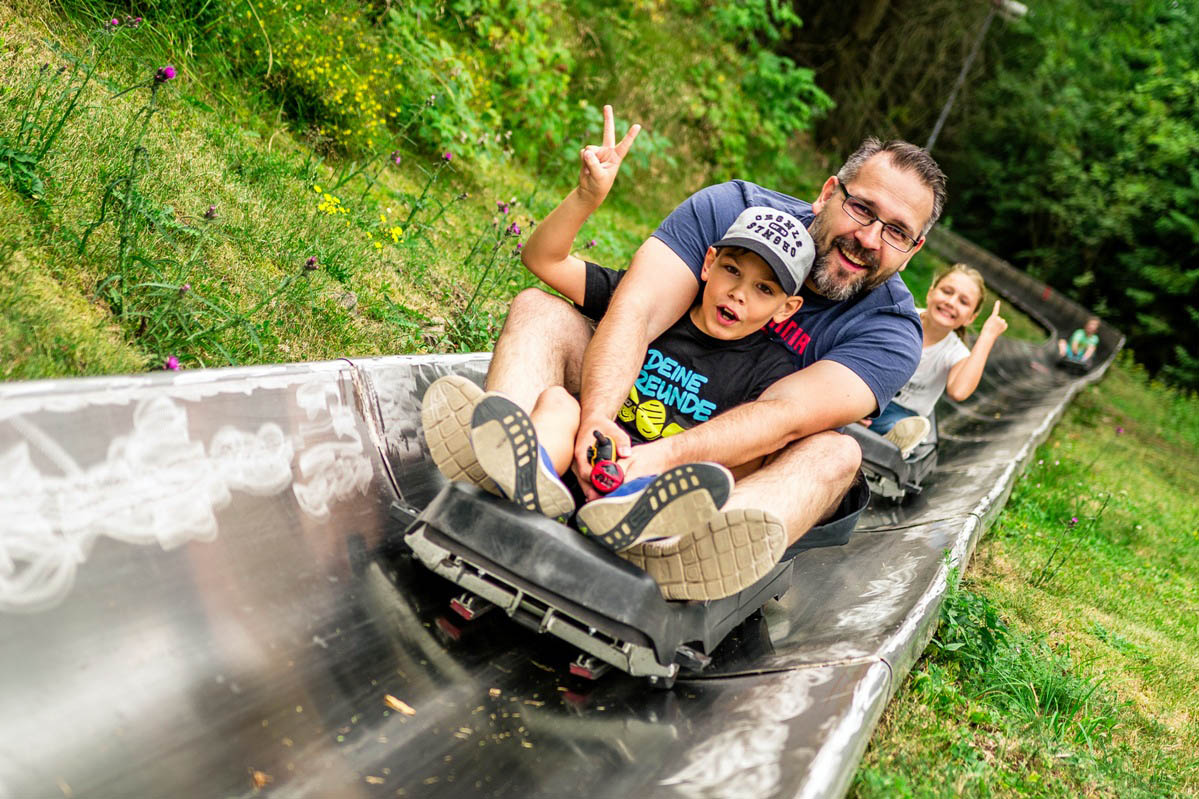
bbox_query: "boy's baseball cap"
[713,207,815,296]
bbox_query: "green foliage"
[89,0,830,195]
[930,568,1009,671]
[782,0,987,154]
[0,35,110,200]
[0,141,43,199]
[707,0,802,45]
[930,570,1113,747]
[582,0,832,184]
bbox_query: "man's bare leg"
[486,288,593,410]
[724,431,862,547]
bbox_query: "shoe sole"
[470,395,575,519]
[620,508,787,601]
[884,416,931,459]
[420,375,499,494]
[575,463,732,552]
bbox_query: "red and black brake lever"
[586,430,624,494]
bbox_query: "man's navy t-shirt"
[652,180,923,415]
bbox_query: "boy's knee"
[536,385,579,412]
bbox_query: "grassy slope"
[0,4,671,378]
[851,358,1199,797]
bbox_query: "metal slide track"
[0,232,1121,799]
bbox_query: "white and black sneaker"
[574,463,733,552]
[619,508,787,601]
[469,394,575,520]
[420,374,500,494]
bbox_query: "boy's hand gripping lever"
[586,430,624,494]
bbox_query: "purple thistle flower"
[442,151,453,162]
[155,65,176,83]
[110,18,120,27]
[390,150,402,166]
[506,222,521,236]
[1069,517,1078,525]
[179,283,190,296]
[1116,426,1124,435]
[305,256,318,270]
[203,204,217,219]
[586,239,597,248]
[497,201,509,214]
[515,242,523,251]
[165,355,180,370]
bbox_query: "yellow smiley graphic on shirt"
[635,399,667,439]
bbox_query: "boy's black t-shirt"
[578,262,795,445]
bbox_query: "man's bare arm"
[617,360,878,479]
[573,237,696,472]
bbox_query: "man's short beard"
[810,251,864,301]
[807,211,878,302]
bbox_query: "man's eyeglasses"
[837,182,921,253]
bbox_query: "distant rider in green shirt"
[1059,316,1100,364]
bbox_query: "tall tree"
[937,0,1199,388]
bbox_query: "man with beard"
[436,129,945,578]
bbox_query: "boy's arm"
[519,189,594,305]
[520,104,640,306]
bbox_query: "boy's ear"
[699,247,717,281]
[771,296,802,325]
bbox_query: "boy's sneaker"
[619,508,786,601]
[469,394,575,520]
[574,463,733,552]
[884,415,931,459]
[420,375,499,494]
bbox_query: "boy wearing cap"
[421,135,812,598]
[515,200,812,469]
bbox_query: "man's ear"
[699,247,717,281]
[898,236,926,273]
[811,176,838,215]
[771,296,802,324]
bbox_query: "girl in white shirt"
[867,264,1008,453]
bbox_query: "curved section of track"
[0,232,1121,799]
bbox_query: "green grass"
[851,356,1199,797]
[0,5,662,376]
